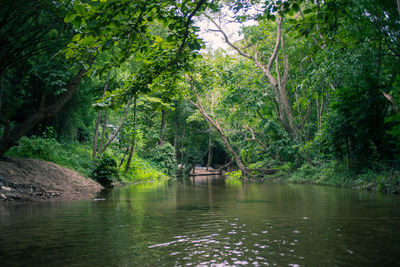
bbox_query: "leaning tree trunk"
[118,147,129,169]
[98,97,133,155]
[0,57,95,157]
[186,79,248,175]
[124,142,135,173]
[207,14,298,137]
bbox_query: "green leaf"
[71,16,82,28]
[64,14,77,23]
[72,34,81,42]
[303,9,313,14]
[168,23,175,31]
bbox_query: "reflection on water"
[1,176,400,266]
[190,175,225,186]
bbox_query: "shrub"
[6,136,94,177]
[148,142,177,177]
[91,154,119,187]
[120,153,168,182]
[225,170,242,179]
[7,136,61,161]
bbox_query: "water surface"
[1,176,400,266]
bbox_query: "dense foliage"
[148,143,178,177]
[1,0,399,191]
[91,154,119,187]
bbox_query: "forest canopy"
[1,0,399,189]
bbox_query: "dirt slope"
[0,158,103,204]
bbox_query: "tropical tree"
[0,0,210,157]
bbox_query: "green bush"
[148,143,177,177]
[6,136,94,177]
[91,154,119,187]
[286,161,400,193]
[120,153,168,182]
[225,170,242,179]
[8,136,61,161]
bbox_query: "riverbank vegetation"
[1,0,399,192]
[6,135,169,186]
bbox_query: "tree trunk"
[92,111,102,158]
[124,142,135,173]
[206,127,213,170]
[206,93,215,171]
[319,94,324,130]
[92,70,110,158]
[98,96,133,155]
[98,109,108,154]
[159,109,166,146]
[383,92,398,113]
[186,79,248,176]
[316,96,321,131]
[277,47,296,134]
[118,147,129,169]
[180,127,186,163]
[174,126,179,157]
[124,96,137,173]
[0,57,94,157]
[207,14,297,136]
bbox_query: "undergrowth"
[285,161,400,194]
[6,136,170,183]
[6,136,94,177]
[119,153,169,182]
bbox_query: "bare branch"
[244,125,267,150]
[204,14,253,60]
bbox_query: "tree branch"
[244,125,267,150]
[176,0,207,57]
[205,14,253,60]
[99,96,134,154]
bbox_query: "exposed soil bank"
[0,158,103,204]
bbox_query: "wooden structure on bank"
[189,167,222,176]
[188,166,278,177]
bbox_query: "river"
[1,176,400,266]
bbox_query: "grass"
[281,161,400,194]
[118,153,170,183]
[6,136,94,177]
[6,136,170,184]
